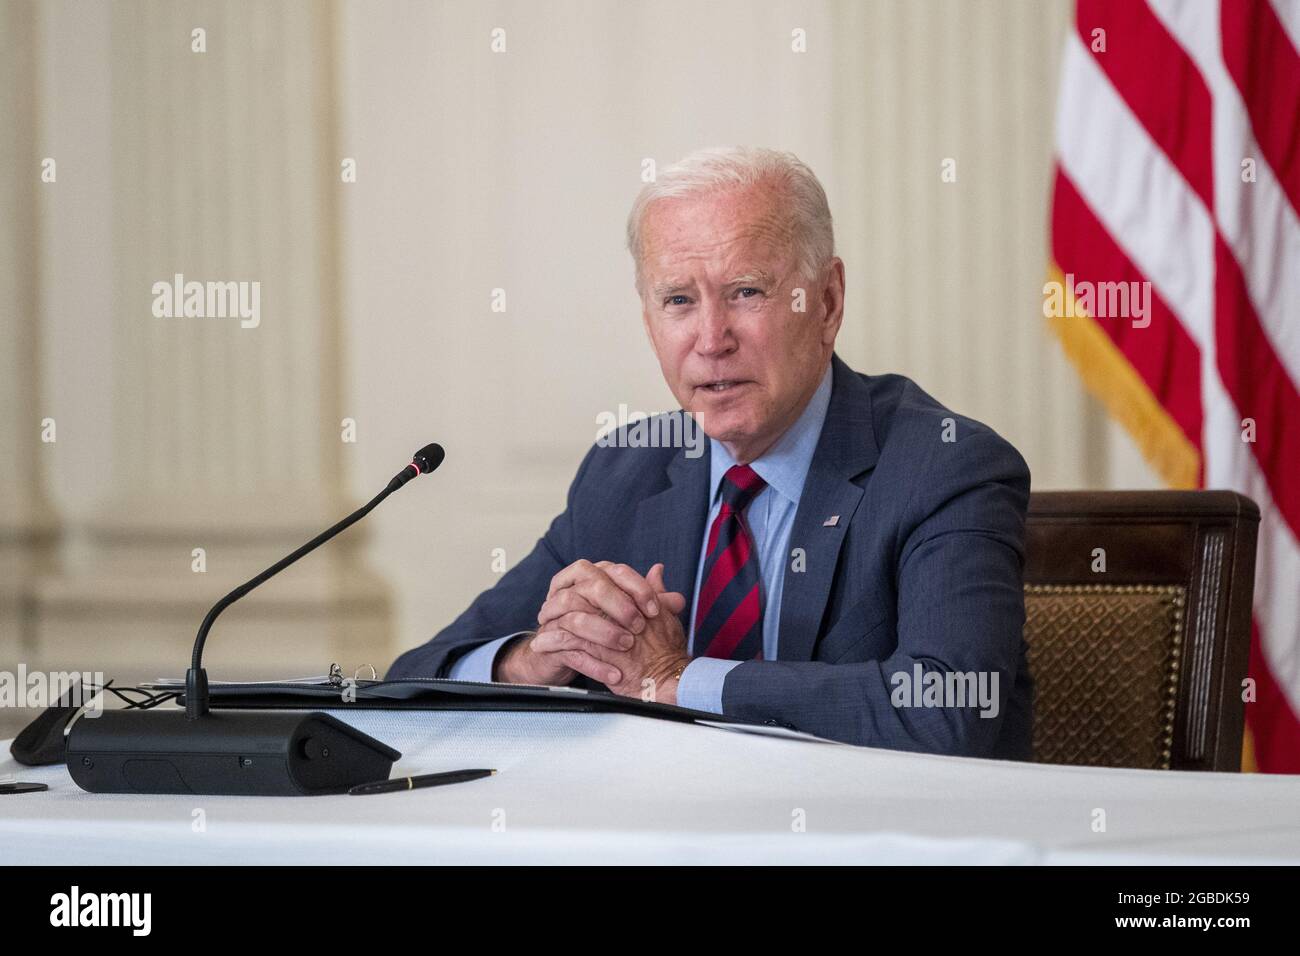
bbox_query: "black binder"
[151,676,773,729]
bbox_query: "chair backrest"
[1023,491,1259,771]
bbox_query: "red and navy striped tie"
[694,464,767,660]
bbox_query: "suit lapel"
[631,442,711,632]
[777,355,881,662]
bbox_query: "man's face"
[638,182,845,463]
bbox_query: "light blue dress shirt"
[450,364,834,717]
[675,364,833,712]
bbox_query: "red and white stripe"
[1052,0,1300,770]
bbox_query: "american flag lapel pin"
[823,515,840,527]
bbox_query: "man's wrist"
[651,655,691,705]
[492,633,535,683]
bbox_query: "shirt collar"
[707,362,834,507]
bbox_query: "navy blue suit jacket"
[389,355,1033,759]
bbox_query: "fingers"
[538,572,639,639]
[536,586,598,628]
[530,630,622,686]
[600,562,661,617]
[642,563,686,615]
[547,560,647,632]
[547,559,609,600]
[499,634,572,686]
[544,609,635,652]
[659,590,688,616]
[562,650,621,687]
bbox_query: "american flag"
[1049,0,1300,771]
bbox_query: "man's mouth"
[697,380,751,393]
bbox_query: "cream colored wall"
[1,0,1160,686]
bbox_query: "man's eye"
[736,287,762,299]
[664,295,690,307]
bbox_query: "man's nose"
[694,297,735,356]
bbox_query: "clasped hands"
[494,560,692,705]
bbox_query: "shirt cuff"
[674,657,742,714]
[447,633,529,683]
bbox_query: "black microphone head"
[411,443,445,475]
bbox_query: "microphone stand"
[187,462,424,718]
[66,444,445,797]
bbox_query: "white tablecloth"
[3,708,1299,864]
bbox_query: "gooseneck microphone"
[186,442,446,719]
[66,443,446,797]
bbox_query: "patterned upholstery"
[1024,584,1186,769]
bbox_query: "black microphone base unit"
[63,442,437,797]
[66,710,401,796]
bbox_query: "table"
[3,709,1299,864]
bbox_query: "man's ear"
[638,300,656,345]
[819,257,846,346]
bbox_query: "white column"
[0,0,58,674]
[33,0,392,680]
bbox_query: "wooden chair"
[1023,491,1259,771]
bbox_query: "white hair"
[625,146,835,293]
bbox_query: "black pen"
[348,768,497,796]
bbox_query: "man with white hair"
[389,146,1033,758]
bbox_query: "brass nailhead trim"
[1025,583,1186,769]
